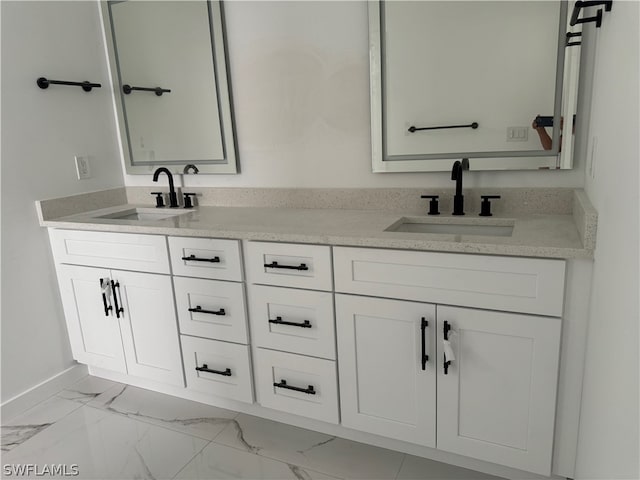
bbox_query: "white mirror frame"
[100,0,238,175]
[369,0,577,173]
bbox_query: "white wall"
[124,1,585,189]
[575,2,640,478]
[0,1,124,403]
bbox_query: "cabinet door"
[436,306,561,476]
[115,270,184,386]
[55,264,127,373]
[336,294,436,447]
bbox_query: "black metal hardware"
[123,84,171,96]
[264,261,309,271]
[188,305,226,316]
[566,31,583,47]
[183,193,196,209]
[443,321,451,375]
[408,122,478,133]
[570,1,612,28]
[451,159,469,216]
[183,164,199,174]
[110,280,124,318]
[151,192,165,208]
[421,317,429,370]
[195,364,232,376]
[479,195,501,217]
[421,195,440,216]
[181,254,221,263]
[37,77,101,92]
[152,168,179,208]
[100,278,113,317]
[269,316,312,328]
[273,379,316,395]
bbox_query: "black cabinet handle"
[421,317,429,370]
[188,305,226,316]
[110,280,124,319]
[273,379,316,395]
[264,261,309,271]
[123,84,171,96]
[195,364,231,376]
[182,254,221,263]
[443,321,451,375]
[99,278,113,317]
[268,316,312,328]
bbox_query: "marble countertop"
[39,201,595,259]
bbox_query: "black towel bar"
[408,122,478,133]
[37,77,101,92]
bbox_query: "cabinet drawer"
[181,335,253,403]
[169,237,243,281]
[245,242,332,291]
[334,247,565,317]
[49,229,169,274]
[254,348,339,424]
[249,285,335,360]
[174,277,248,344]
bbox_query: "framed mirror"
[101,0,238,174]
[370,0,581,172]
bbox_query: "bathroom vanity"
[37,188,596,479]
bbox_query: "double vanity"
[37,187,596,479]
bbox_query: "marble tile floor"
[1,375,503,480]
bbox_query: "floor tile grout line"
[170,439,213,480]
[394,453,408,480]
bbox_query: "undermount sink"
[95,208,188,222]
[385,217,514,237]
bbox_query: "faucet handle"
[421,195,440,216]
[183,193,196,209]
[479,195,501,217]
[151,192,165,208]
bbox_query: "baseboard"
[1,364,88,421]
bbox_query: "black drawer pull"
[189,305,226,316]
[182,254,220,263]
[264,261,308,271]
[110,280,124,318]
[421,317,429,370]
[273,379,316,395]
[195,364,231,376]
[99,278,113,317]
[443,320,452,375]
[268,316,312,328]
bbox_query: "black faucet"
[152,167,179,208]
[451,158,469,215]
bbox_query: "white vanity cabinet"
[336,294,437,447]
[46,225,584,478]
[50,230,184,386]
[334,246,565,476]
[245,241,340,424]
[168,236,254,404]
[436,306,561,475]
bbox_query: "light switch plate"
[506,127,528,142]
[74,155,91,179]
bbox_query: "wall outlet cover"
[74,155,91,180]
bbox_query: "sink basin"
[95,208,188,222]
[385,217,514,237]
